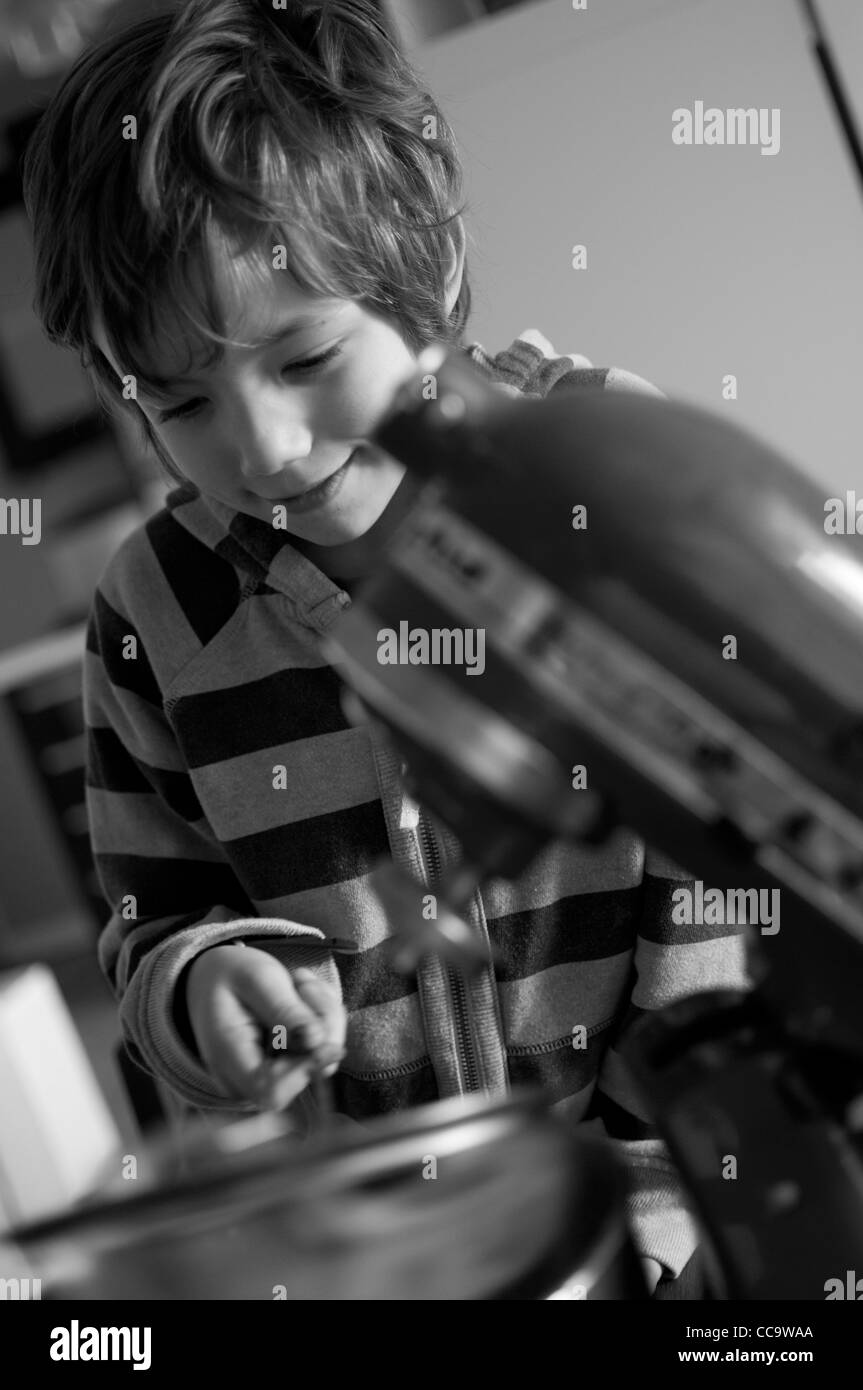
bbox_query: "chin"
[302,508,380,543]
[310,485,400,541]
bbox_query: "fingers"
[188,947,346,1110]
[291,968,347,1069]
[235,960,345,1110]
[238,961,333,1052]
[197,963,323,1105]
[199,977,281,1102]
[250,1053,319,1112]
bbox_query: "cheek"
[340,338,416,424]
[151,429,214,488]
[151,429,188,470]
[314,369,381,436]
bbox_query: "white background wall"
[400,0,863,495]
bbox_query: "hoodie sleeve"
[585,845,751,1280]
[84,586,343,1111]
[512,328,668,401]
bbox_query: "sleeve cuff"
[120,916,342,1109]
[610,1137,701,1279]
[628,1195,700,1281]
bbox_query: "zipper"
[416,808,482,1094]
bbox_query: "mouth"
[250,447,360,511]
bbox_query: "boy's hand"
[185,944,346,1109]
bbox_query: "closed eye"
[156,343,344,424]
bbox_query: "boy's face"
[98,254,435,543]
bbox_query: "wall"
[406,0,863,493]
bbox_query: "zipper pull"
[283,935,359,954]
[242,934,359,954]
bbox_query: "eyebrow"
[138,315,329,403]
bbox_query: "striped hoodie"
[85,331,749,1279]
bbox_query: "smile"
[250,448,359,512]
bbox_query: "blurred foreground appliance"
[319,344,863,1300]
[7,346,863,1300]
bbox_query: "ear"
[443,214,467,316]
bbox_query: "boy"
[22,0,746,1295]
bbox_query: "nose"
[233,391,314,482]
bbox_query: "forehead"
[93,245,347,383]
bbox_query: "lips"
[284,457,352,500]
[250,470,335,500]
[252,447,360,513]
[250,448,359,504]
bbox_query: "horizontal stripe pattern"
[333,1057,439,1118]
[479,826,645,914]
[87,726,203,821]
[87,591,162,708]
[630,935,750,1010]
[87,788,223,860]
[488,889,641,979]
[190,727,383,835]
[84,333,743,1278]
[168,665,353,765]
[95,850,256,924]
[336,992,428,1071]
[497,955,633,1044]
[507,1018,614,1102]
